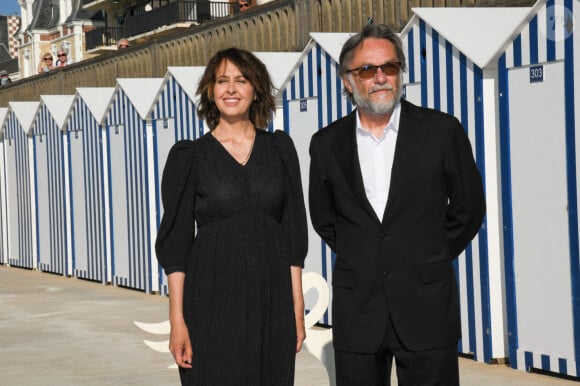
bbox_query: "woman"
[37,51,55,73]
[155,47,308,385]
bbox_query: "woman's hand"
[295,311,306,352]
[169,319,193,368]
[167,272,192,368]
[291,266,306,352]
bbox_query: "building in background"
[2,14,20,58]
[12,0,243,79]
[14,0,104,78]
[0,14,20,78]
[81,0,242,55]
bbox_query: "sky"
[0,0,20,16]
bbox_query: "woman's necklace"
[213,122,255,165]
[241,129,256,165]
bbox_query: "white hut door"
[108,124,130,282]
[34,136,51,269]
[508,60,575,362]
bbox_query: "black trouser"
[335,317,459,386]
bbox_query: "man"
[308,23,485,385]
[117,38,130,49]
[0,70,10,85]
[55,50,72,67]
[238,0,250,11]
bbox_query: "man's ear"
[341,76,352,94]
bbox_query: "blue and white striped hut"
[401,1,580,377]
[62,87,115,284]
[0,102,40,269]
[148,66,206,294]
[400,5,532,364]
[30,95,74,276]
[401,8,530,363]
[275,32,354,324]
[251,52,302,132]
[0,107,9,265]
[150,66,206,141]
[102,78,164,293]
[496,0,579,376]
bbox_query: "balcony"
[86,27,124,51]
[85,0,239,51]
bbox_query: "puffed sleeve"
[273,130,308,267]
[155,140,197,274]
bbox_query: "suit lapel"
[381,100,424,225]
[332,111,381,224]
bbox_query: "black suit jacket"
[308,99,485,352]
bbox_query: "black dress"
[155,129,308,386]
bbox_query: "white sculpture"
[301,271,336,386]
[133,320,176,369]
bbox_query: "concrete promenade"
[0,265,577,386]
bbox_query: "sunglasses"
[239,2,249,8]
[43,57,53,61]
[347,61,402,80]
[58,53,66,57]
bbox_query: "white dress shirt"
[355,102,401,221]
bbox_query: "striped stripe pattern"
[105,90,153,292]
[402,19,490,362]
[151,76,204,140]
[2,111,34,268]
[32,105,68,275]
[281,42,353,130]
[403,0,580,376]
[503,1,567,69]
[66,97,109,283]
[499,0,579,377]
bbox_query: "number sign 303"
[530,65,544,83]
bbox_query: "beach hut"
[102,78,164,293]
[0,107,9,264]
[30,95,74,276]
[63,87,116,284]
[251,51,303,132]
[150,66,206,141]
[400,4,532,364]
[274,32,353,324]
[401,1,580,376]
[0,102,40,269]
[496,0,579,376]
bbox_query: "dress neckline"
[210,129,259,167]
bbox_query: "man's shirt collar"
[355,101,401,141]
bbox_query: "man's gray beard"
[351,76,403,115]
